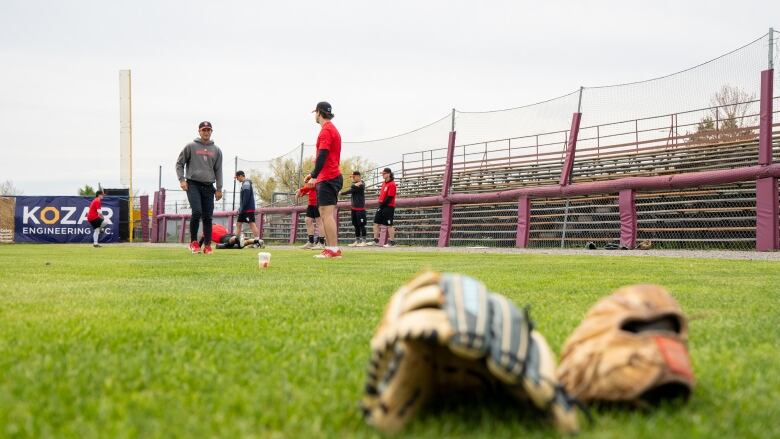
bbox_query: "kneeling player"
[198,223,264,250]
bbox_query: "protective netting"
[450,92,581,193]
[574,34,770,177]
[261,213,292,243]
[236,144,316,207]
[450,202,518,247]
[343,115,453,190]
[636,183,756,250]
[390,207,441,246]
[529,195,621,248]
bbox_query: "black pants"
[187,180,215,244]
[351,210,367,238]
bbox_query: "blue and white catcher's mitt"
[361,272,580,434]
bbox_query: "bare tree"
[0,180,22,196]
[247,155,375,205]
[688,85,756,144]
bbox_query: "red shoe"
[314,248,342,259]
[189,241,201,254]
[203,244,213,255]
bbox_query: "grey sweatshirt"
[176,138,223,191]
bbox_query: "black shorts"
[373,206,395,226]
[316,175,343,207]
[218,234,240,248]
[237,212,255,223]
[351,210,367,227]
[306,205,320,219]
[89,218,104,229]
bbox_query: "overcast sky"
[1,0,777,196]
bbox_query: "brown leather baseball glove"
[557,284,695,406]
[361,271,581,434]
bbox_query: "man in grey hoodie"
[176,121,223,254]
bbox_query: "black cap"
[312,101,333,116]
[352,171,361,176]
[199,121,213,129]
[235,170,245,177]
[382,168,392,174]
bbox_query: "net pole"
[770,28,775,70]
[560,87,584,248]
[232,156,237,211]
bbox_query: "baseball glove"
[557,284,695,406]
[360,272,580,434]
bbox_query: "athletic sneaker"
[383,241,396,248]
[314,248,342,259]
[93,244,102,248]
[356,240,367,247]
[253,239,265,249]
[189,241,201,254]
[311,242,324,250]
[348,240,360,247]
[365,240,377,246]
[203,244,213,255]
[301,242,313,249]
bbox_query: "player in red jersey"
[296,185,326,250]
[367,168,398,247]
[87,190,109,248]
[198,223,263,250]
[304,101,343,259]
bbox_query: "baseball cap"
[312,101,333,116]
[382,168,392,174]
[198,121,213,130]
[352,171,361,176]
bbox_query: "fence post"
[257,213,264,239]
[756,66,778,251]
[515,196,531,248]
[140,195,149,242]
[179,218,187,243]
[158,188,167,242]
[438,201,453,247]
[619,189,637,249]
[151,191,159,243]
[438,109,457,247]
[289,211,299,245]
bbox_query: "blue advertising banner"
[14,196,120,243]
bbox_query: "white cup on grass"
[258,252,271,269]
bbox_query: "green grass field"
[0,244,778,438]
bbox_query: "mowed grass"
[0,244,778,439]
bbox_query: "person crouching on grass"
[367,168,397,247]
[340,170,367,246]
[87,190,109,248]
[304,101,343,259]
[198,223,264,250]
[297,185,326,249]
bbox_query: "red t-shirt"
[87,197,101,221]
[379,180,397,207]
[211,224,228,243]
[299,186,318,206]
[315,121,342,181]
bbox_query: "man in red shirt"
[305,101,343,259]
[87,190,109,248]
[296,185,326,249]
[198,223,264,249]
[367,168,398,247]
